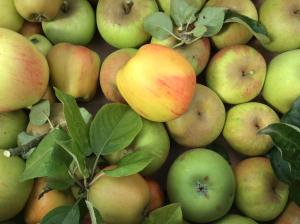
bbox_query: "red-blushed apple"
[235,157,289,222]
[47,43,101,101]
[145,178,164,212]
[28,34,52,56]
[116,44,196,122]
[100,48,137,103]
[167,149,236,223]
[166,84,225,148]
[216,214,258,224]
[205,0,258,49]
[206,45,266,104]
[0,0,24,31]
[0,28,49,112]
[223,102,279,156]
[275,202,300,224]
[19,21,43,37]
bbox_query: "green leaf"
[89,103,143,155]
[144,12,173,40]
[170,0,198,27]
[54,88,91,156]
[86,200,103,224]
[281,96,300,129]
[192,23,207,38]
[29,100,50,126]
[224,10,271,44]
[290,181,300,206]
[40,204,80,224]
[143,203,183,224]
[104,150,154,177]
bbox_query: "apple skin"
[42,0,95,45]
[223,102,279,156]
[96,0,158,48]
[215,214,258,224]
[206,0,258,49]
[19,21,43,37]
[167,149,236,223]
[235,157,289,222]
[47,43,101,101]
[100,48,137,103]
[117,44,196,122]
[275,202,300,224]
[0,150,34,222]
[157,0,207,15]
[262,49,300,114]
[145,178,164,212]
[259,0,300,52]
[0,28,49,112]
[206,45,266,104]
[0,0,24,31]
[166,84,225,148]
[28,34,52,56]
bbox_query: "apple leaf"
[224,10,271,44]
[143,203,183,224]
[144,12,173,40]
[29,100,50,126]
[40,204,80,224]
[192,23,207,38]
[86,200,103,224]
[290,181,300,206]
[17,132,37,159]
[103,150,154,177]
[281,96,300,129]
[89,103,143,156]
[79,107,93,125]
[170,0,199,27]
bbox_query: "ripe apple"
[0,150,33,221]
[0,0,23,31]
[145,178,164,212]
[167,148,235,223]
[275,202,300,224]
[42,0,95,45]
[100,48,137,103]
[96,0,158,48]
[19,21,43,37]
[157,0,207,15]
[205,0,258,49]
[215,214,258,224]
[223,102,279,156]
[166,84,225,147]
[88,172,150,224]
[116,44,196,122]
[263,49,300,114]
[28,34,52,56]
[0,28,49,112]
[24,178,75,224]
[235,157,289,221]
[206,45,266,104]
[47,43,101,101]
[14,0,63,22]
[259,0,300,52]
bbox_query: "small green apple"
[0,0,23,31]
[157,0,206,15]
[215,214,258,224]
[28,34,52,56]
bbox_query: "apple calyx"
[29,13,48,22]
[241,70,255,77]
[196,181,209,198]
[61,0,70,14]
[294,9,300,15]
[123,0,134,15]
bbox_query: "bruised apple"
[116,44,196,122]
[0,28,49,112]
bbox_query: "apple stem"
[61,0,70,13]
[123,0,134,14]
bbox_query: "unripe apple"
[0,0,24,31]
[28,34,53,56]
[157,0,207,15]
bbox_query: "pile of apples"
[0,0,300,223]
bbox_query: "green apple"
[28,34,52,56]
[0,150,34,221]
[167,149,235,223]
[205,0,258,49]
[259,0,300,52]
[166,84,225,147]
[215,214,258,224]
[206,45,266,104]
[96,0,158,48]
[275,202,300,224]
[0,110,28,149]
[235,157,289,221]
[0,0,23,31]
[105,118,170,175]
[42,0,95,45]
[157,0,206,15]
[223,102,279,156]
[263,49,300,113]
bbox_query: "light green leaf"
[144,12,173,40]
[86,200,103,224]
[170,0,199,27]
[192,23,207,38]
[79,107,93,124]
[29,100,50,126]
[281,96,300,129]
[17,132,36,146]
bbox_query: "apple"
[215,214,258,224]
[0,28,49,112]
[47,43,101,101]
[223,102,279,156]
[116,44,196,122]
[206,44,266,104]
[0,150,33,221]
[145,178,164,212]
[19,21,43,37]
[14,0,63,22]
[205,0,258,49]
[235,157,289,221]
[42,0,95,45]
[96,0,158,48]
[167,148,235,223]
[24,178,75,224]
[259,0,300,52]
[88,171,150,224]
[105,118,170,176]
[28,34,52,56]
[263,49,300,114]
[0,0,24,31]
[100,48,137,103]
[157,0,207,15]
[166,84,225,148]
[275,202,300,224]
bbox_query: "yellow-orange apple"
[275,202,300,224]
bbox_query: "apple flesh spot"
[117,44,196,122]
[235,157,289,221]
[275,202,300,224]
[206,45,266,104]
[0,28,49,112]
[216,214,258,224]
[0,0,24,31]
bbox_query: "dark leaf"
[281,96,300,129]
